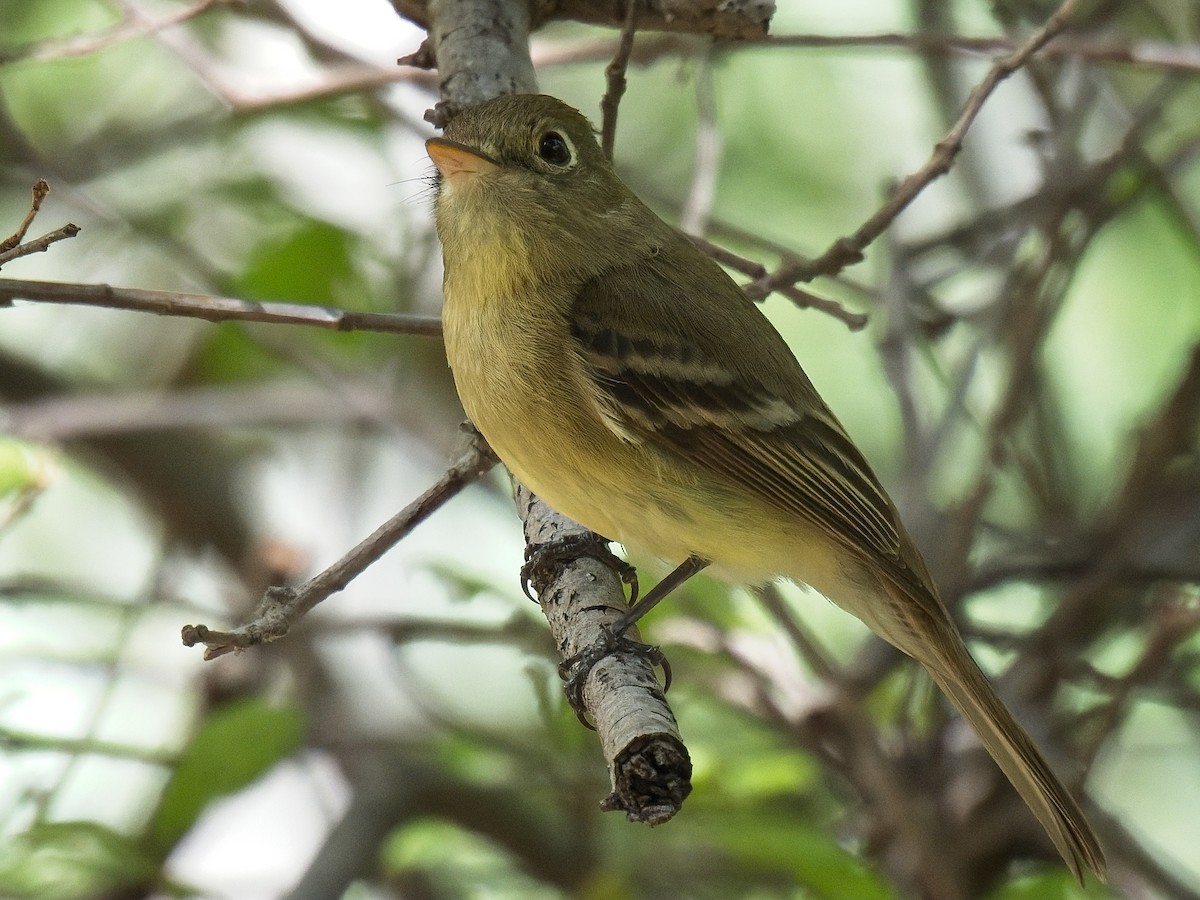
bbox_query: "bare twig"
[0,225,81,268]
[0,725,177,765]
[763,31,1200,77]
[686,235,868,329]
[219,30,1200,117]
[747,0,1080,295]
[1,180,51,252]
[181,428,497,659]
[158,36,689,116]
[0,278,442,336]
[229,65,439,113]
[0,0,227,64]
[6,380,401,441]
[599,0,640,160]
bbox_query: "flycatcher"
[426,93,1104,882]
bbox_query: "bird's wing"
[569,250,904,570]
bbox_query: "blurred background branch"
[1,0,1199,898]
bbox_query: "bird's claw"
[520,532,638,602]
[558,628,672,729]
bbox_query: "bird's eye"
[538,131,573,167]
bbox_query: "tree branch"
[182,428,497,659]
[0,278,442,336]
[516,485,691,823]
[763,31,1200,78]
[422,0,540,126]
[393,0,772,42]
[686,234,868,330]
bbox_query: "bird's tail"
[925,636,1106,884]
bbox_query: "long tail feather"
[926,638,1106,883]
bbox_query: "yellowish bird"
[426,93,1105,882]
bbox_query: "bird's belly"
[443,298,851,594]
[488,416,845,591]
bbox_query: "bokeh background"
[2,0,1200,897]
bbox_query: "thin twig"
[763,31,1200,77]
[151,37,686,116]
[0,725,177,765]
[687,235,868,330]
[0,0,227,64]
[0,225,81,268]
[625,181,880,305]
[1,180,51,252]
[1076,587,1200,770]
[181,428,497,659]
[728,592,965,897]
[599,0,640,160]
[747,0,1080,296]
[0,278,442,336]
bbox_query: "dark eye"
[538,131,572,167]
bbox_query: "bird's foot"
[558,626,672,729]
[520,531,638,602]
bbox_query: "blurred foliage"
[148,700,306,855]
[1,0,1199,898]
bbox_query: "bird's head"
[427,94,652,282]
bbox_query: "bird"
[425,92,1105,883]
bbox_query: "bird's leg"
[559,554,709,725]
[609,554,709,638]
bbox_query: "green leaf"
[0,821,157,900]
[147,699,305,855]
[190,324,293,384]
[237,220,357,306]
[708,814,892,900]
[382,818,563,900]
[0,438,49,500]
[986,867,1104,899]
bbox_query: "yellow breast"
[439,247,842,590]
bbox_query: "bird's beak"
[426,138,500,179]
